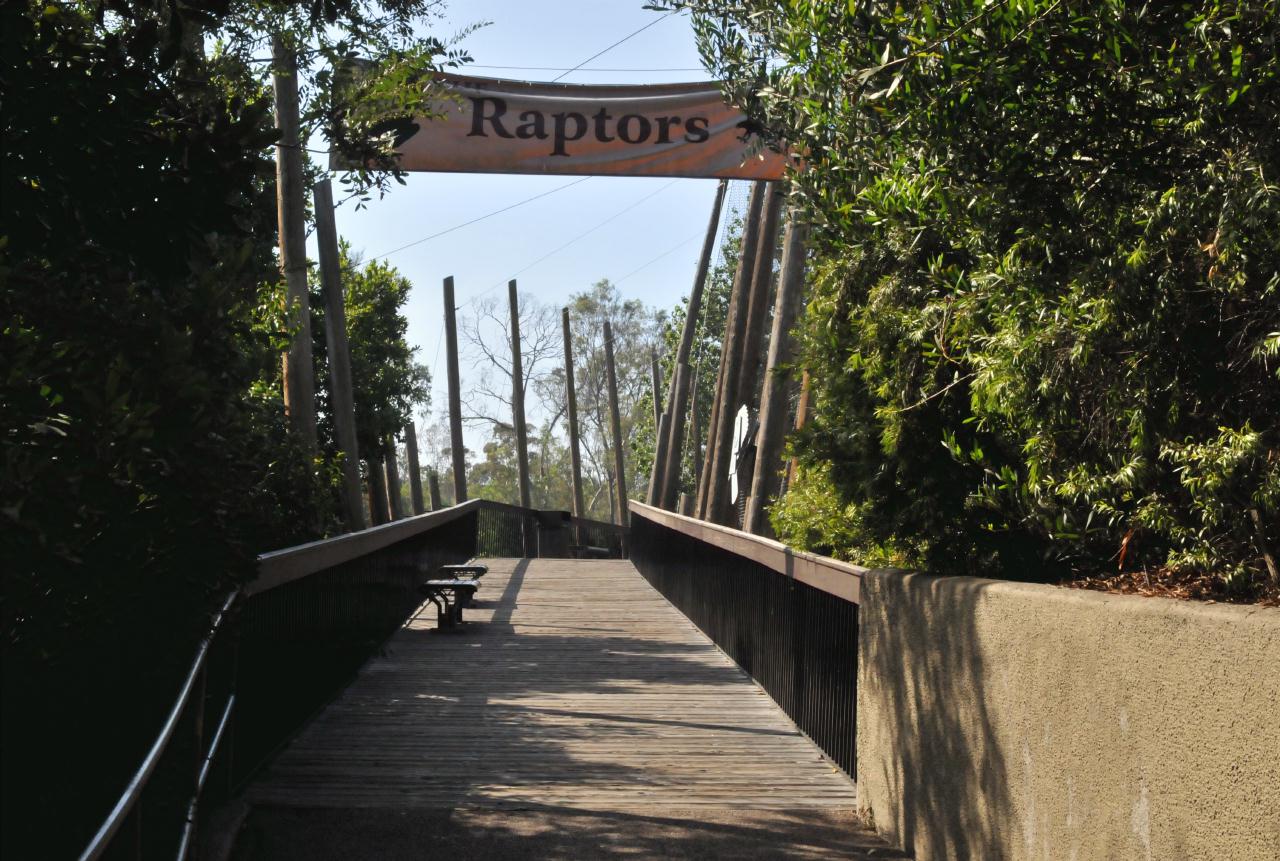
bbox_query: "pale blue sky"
[311,1,726,438]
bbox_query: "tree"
[664,0,1280,597]
[554,280,664,521]
[460,290,564,505]
[2,1,326,853]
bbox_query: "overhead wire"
[366,176,593,264]
[551,13,675,83]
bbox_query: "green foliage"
[665,0,1280,591]
[0,0,340,852]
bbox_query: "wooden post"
[313,178,365,531]
[603,320,629,526]
[404,420,425,515]
[646,349,670,506]
[646,411,669,506]
[428,470,443,510]
[384,436,404,520]
[562,308,586,519]
[689,367,703,493]
[660,179,727,510]
[443,277,468,502]
[508,280,532,509]
[366,458,389,526]
[745,215,809,536]
[787,370,812,488]
[701,180,767,523]
[733,182,786,410]
[650,351,662,429]
[273,36,317,451]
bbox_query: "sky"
[308,1,730,447]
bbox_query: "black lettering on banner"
[592,108,615,142]
[616,114,652,144]
[655,116,682,144]
[683,116,710,143]
[551,112,588,156]
[516,110,548,139]
[469,97,514,138]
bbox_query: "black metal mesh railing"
[629,509,860,776]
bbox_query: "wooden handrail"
[629,501,867,604]
[251,499,484,596]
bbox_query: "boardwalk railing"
[77,499,626,860]
[628,501,866,776]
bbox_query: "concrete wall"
[857,572,1280,861]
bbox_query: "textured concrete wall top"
[856,573,1280,861]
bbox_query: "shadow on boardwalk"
[234,558,900,857]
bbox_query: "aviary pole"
[659,179,727,510]
[384,436,404,521]
[404,420,425,515]
[562,308,586,520]
[428,470,443,511]
[734,183,786,411]
[508,280,532,509]
[700,180,767,522]
[603,320,629,526]
[313,178,365,531]
[272,36,317,452]
[443,277,468,502]
[786,371,812,489]
[744,215,809,536]
[646,346,669,506]
[366,457,389,526]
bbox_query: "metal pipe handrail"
[78,592,238,861]
[629,500,868,604]
[174,694,236,861]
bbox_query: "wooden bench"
[418,579,479,629]
[439,563,488,582]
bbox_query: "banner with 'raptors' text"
[369,74,787,180]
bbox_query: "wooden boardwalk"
[236,559,897,858]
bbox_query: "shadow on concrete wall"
[860,572,1012,860]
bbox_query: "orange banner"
[374,74,787,180]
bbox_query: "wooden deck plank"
[246,558,859,811]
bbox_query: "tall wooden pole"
[646,412,669,506]
[744,215,809,536]
[562,308,586,520]
[443,277,468,502]
[603,320,629,526]
[272,36,316,451]
[660,180,727,510]
[689,367,703,493]
[700,180,766,522]
[646,349,668,506]
[366,458,389,526]
[508,280,533,509]
[787,370,813,489]
[404,420,425,515]
[428,470,443,511]
[313,178,365,531]
[384,436,404,521]
[649,351,662,429]
[734,183,786,411]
